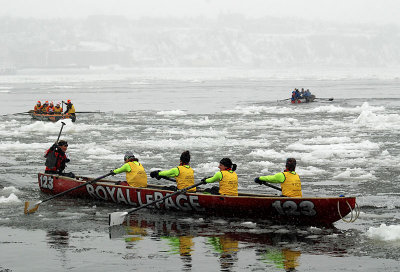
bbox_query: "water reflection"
[207,236,238,271]
[162,236,194,271]
[258,248,300,272]
[46,230,70,269]
[108,211,346,271]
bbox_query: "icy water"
[1,68,400,271]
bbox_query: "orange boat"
[29,110,75,122]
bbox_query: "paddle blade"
[24,201,41,214]
[109,211,128,227]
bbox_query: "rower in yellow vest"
[41,101,49,113]
[254,158,302,197]
[63,99,76,121]
[54,102,62,114]
[150,150,196,192]
[202,157,238,196]
[110,151,147,187]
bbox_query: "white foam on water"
[195,162,220,174]
[367,224,400,241]
[248,149,284,159]
[0,193,21,203]
[354,109,400,130]
[156,110,187,116]
[181,116,213,126]
[332,168,376,181]
[1,186,20,194]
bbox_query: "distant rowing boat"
[29,110,75,122]
[291,95,316,103]
[36,173,359,227]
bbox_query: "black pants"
[203,186,219,195]
[161,185,177,191]
[44,170,75,178]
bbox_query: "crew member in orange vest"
[47,101,55,114]
[254,158,302,197]
[34,101,42,113]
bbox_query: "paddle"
[24,172,113,214]
[109,180,204,227]
[56,121,66,143]
[262,182,282,192]
[315,97,334,101]
[2,111,31,116]
[277,98,291,102]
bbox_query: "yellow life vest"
[126,161,147,187]
[219,170,238,196]
[67,104,76,114]
[54,106,62,113]
[34,105,42,112]
[178,236,194,256]
[281,172,302,197]
[176,165,195,192]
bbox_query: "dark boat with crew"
[34,173,359,227]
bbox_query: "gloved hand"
[110,170,116,176]
[254,177,262,184]
[201,177,208,184]
[150,170,161,179]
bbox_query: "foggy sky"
[1,0,399,26]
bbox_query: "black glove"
[254,177,262,184]
[201,177,208,184]
[150,170,161,179]
[110,170,116,176]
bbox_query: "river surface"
[1,67,400,271]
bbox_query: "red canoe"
[37,173,359,226]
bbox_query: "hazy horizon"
[1,0,399,26]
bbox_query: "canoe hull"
[37,173,357,226]
[291,95,316,103]
[30,111,75,122]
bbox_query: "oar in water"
[24,172,113,214]
[109,180,204,227]
[2,110,32,116]
[277,98,291,102]
[316,97,334,101]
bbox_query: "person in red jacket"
[44,140,73,177]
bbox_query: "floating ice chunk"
[367,224,400,241]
